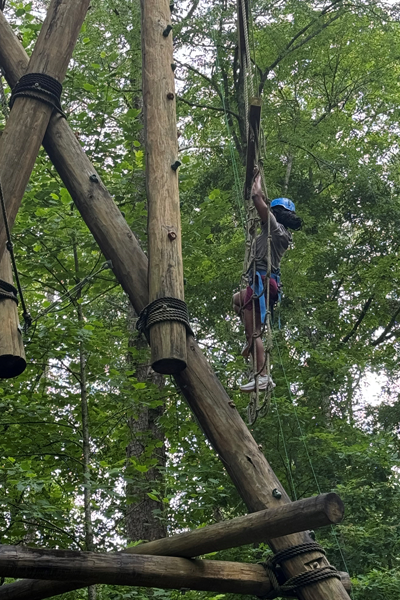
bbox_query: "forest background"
[1,0,400,599]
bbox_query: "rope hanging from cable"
[0,180,31,329]
[9,73,66,118]
[261,542,341,599]
[136,297,193,342]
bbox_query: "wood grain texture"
[0,545,271,596]
[0,13,351,600]
[141,0,187,374]
[0,0,91,262]
[124,493,344,558]
[0,252,25,378]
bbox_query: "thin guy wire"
[0,179,31,326]
[272,387,297,500]
[31,261,112,323]
[211,26,246,231]
[272,328,350,573]
[0,73,9,119]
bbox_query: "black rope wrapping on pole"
[136,297,193,342]
[260,542,341,599]
[9,73,66,118]
[0,279,18,304]
[0,180,31,330]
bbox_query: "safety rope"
[136,297,193,342]
[240,0,255,98]
[10,73,66,118]
[0,179,32,330]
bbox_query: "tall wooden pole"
[0,0,91,264]
[141,0,187,374]
[0,252,25,378]
[0,14,351,600]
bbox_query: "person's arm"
[251,172,278,228]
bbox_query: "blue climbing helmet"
[271,197,296,212]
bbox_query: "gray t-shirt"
[254,213,292,272]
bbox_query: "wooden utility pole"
[141,0,187,374]
[0,12,351,600]
[0,0,91,264]
[0,252,25,377]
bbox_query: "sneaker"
[240,374,275,393]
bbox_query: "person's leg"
[234,290,253,357]
[232,291,241,316]
[243,303,265,375]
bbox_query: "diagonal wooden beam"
[0,0,91,263]
[0,11,351,600]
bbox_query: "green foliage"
[1,1,400,600]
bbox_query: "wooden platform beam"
[0,0,91,264]
[0,493,347,600]
[0,545,271,596]
[0,252,25,378]
[0,13,351,600]
[141,0,187,374]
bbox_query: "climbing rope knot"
[10,73,66,118]
[0,278,18,304]
[260,542,341,599]
[136,297,193,341]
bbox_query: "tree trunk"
[126,304,166,543]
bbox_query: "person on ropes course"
[233,170,302,393]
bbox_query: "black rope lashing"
[0,279,18,304]
[136,297,193,341]
[0,180,31,330]
[261,542,341,599]
[10,73,66,118]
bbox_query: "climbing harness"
[10,73,66,118]
[136,297,193,342]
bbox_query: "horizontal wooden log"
[0,13,350,600]
[0,561,352,600]
[126,493,344,558]
[0,493,344,599]
[0,545,271,596]
[0,252,26,378]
